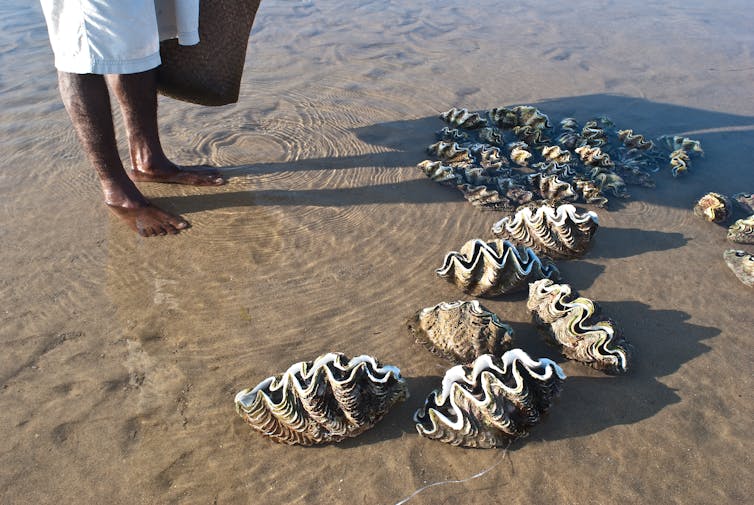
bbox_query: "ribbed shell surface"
[436,239,560,297]
[413,349,565,448]
[491,204,599,259]
[527,279,632,374]
[234,353,407,445]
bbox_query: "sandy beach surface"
[1,1,753,503]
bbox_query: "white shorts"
[40,0,199,74]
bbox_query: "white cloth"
[40,0,199,74]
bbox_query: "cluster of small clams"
[418,106,704,211]
[693,192,754,287]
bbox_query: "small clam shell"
[723,249,754,287]
[413,349,565,448]
[529,173,579,203]
[436,126,470,144]
[508,141,532,167]
[575,145,614,168]
[693,192,732,223]
[427,141,473,165]
[574,179,608,207]
[440,107,488,130]
[659,135,704,156]
[617,129,653,150]
[407,300,514,364]
[457,183,516,211]
[669,148,690,177]
[417,160,460,186]
[542,145,572,164]
[727,215,754,244]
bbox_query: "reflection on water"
[1,0,753,504]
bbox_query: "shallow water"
[1,1,753,504]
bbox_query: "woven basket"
[156,0,262,106]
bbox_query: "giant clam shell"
[491,204,599,259]
[413,349,565,448]
[407,300,514,364]
[527,279,632,374]
[727,215,754,244]
[437,239,560,297]
[693,192,732,223]
[723,249,754,287]
[234,353,408,445]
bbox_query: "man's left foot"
[130,161,225,186]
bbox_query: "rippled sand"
[1,1,753,504]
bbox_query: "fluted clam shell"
[440,107,488,130]
[659,135,704,155]
[478,127,505,146]
[727,215,754,244]
[574,179,608,207]
[542,145,572,164]
[407,300,514,364]
[580,119,611,147]
[693,192,732,223]
[617,129,654,150]
[437,239,560,297]
[575,145,614,168]
[591,170,628,198]
[235,353,408,445]
[436,126,470,144]
[527,279,632,374]
[723,250,754,287]
[508,141,532,167]
[669,148,690,177]
[413,349,565,448]
[529,173,579,203]
[417,160,460,186]
[491,204,599,259]
[457,184,516,211]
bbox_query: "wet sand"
[1,1,753,503]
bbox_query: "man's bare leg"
[106,69,224,186]
[58,71,189,236]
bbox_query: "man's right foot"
[106,201,189,237]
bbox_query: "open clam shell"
[693,192,732,223]
[234,353,408,445]
[440,107,488,130]
[527,279,632,374]
[413,349,565,448]
[727,215,754,244]
[437,238,560,297]
[491,204,598,260]
[407,300,514,364]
